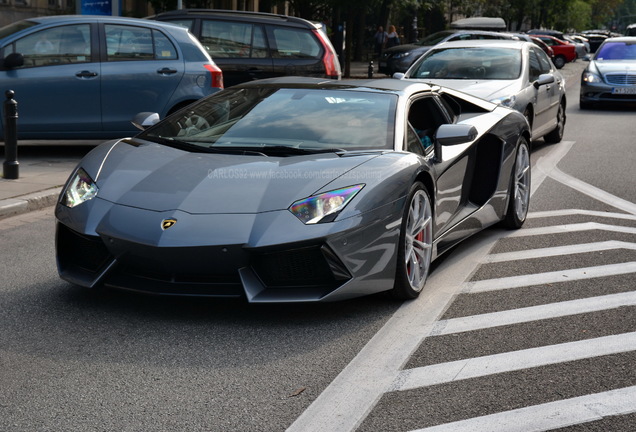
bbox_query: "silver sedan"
[397,39,567,144]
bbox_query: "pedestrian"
[386,25,400,48]
[373,25,388,57]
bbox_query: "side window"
[201,20,267,58]
[14,24,91,68]
[528,49,542,82]
[271,27,321,59]
[534,47,552,73]
[406,97,447,154]
[105,25,176,61]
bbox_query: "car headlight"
[582,71,602,83]
[490,95,516,108]
[289,184,364,224]
[62,168,98,208]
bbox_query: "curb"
[0,187,62,220]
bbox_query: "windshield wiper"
[246,146,347,156]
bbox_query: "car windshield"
[409,47,522,80]
[140,87,397,153]
[595,41,636,60]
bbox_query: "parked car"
[627,24,636,37]
[398,40,566,144]
[378,30,519,75]
[529,35,577,68]
[525,29,586,58]
[149,9,341,87]
[514,33,555,59]
[55,77,531,302]
[580,36,636,109]
[579,31,609,52]
[0,15,222,140]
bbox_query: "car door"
[406,95,473,239]
[0,23,101,138]
[528,46,559,138]
[99,23,185,134]
[199,19,273,87]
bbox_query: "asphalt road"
[1,59,635,431]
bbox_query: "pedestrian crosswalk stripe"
[506,222,636,237]
[391,332,636,391]
[464,262,636,293]
[407,386,636,432]
[433,290,636,335]
[484,240,636,263]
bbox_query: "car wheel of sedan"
[391,183,433,299]
[544,102,565,144]
[503,137,531,229]
[553,55,566,69]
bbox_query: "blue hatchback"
[0,15,223,139]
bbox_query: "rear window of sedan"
[411,47,522,80]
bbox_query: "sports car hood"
[87,140,380,214]
[423,79,520,100]
[592,60,636,75]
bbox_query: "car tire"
[390,182,433,300]
[502,137,531,230]
[543,102,565,144]
[554,55,566,69]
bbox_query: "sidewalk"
[0,62,387,221]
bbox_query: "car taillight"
[204,64,224,89]
[313,29,341,80]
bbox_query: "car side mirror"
[533,73,555,88]
[392,72,406,80]
[3,53,24,69]
[132,112,160,131]
[583,54,592,61]
[434,124,477,161]
[436,124,478,146]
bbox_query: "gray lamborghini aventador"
[55,77,531,302]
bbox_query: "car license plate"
[612,87,636,94]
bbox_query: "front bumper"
[580,81,636,104]
[55,198,402,302]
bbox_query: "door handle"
[157,67,178,75]
[75,70,98,78]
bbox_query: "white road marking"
[484,240,636,262]
[433,291,636,336]
[408,386,636,432]
[505,221,636,237]
[464,262,636,293]
[527,209,636,220]
[391,332,636,391]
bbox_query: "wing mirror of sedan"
[3,53,24,69]
[534,74,555,88]
[132,112,160,131]
[393,72,406,80]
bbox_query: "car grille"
[605,73,636,85]
[251,245,350,288]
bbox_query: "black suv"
[150,9,341,87]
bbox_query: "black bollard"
[368,60,374,79]
[3,90,19,180]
